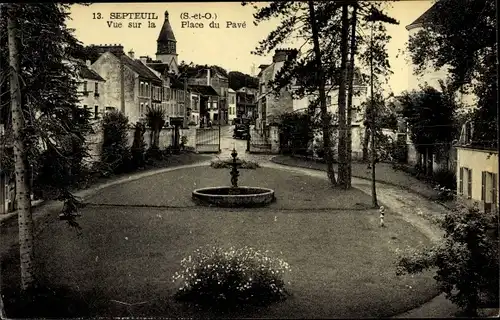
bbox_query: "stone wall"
[84,125,197,165]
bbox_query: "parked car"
[233,118,250,139]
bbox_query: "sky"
[67,1,433,95]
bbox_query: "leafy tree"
[228,71,258,90]
[398,84,457,172]
[406,0,497,149]
[396,203,499,316]
[0,3,94,291]
[245,1,397,189]
[145,104,166,150]
[101,110,130,174]
[130,122,146,169]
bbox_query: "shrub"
[172,245,291,308]
[210,159,260,169]
[101,111,131,174]
[396,203,499,316]
[432,168,457,190]
[130,122,147,170]
[181,135,188,149]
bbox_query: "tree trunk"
[308,0,337,186]
[369,22,378,208]
[8,4,35,290]
[346,4,358,189]
[362,125,370,161]
[337,4,350,189]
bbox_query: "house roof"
[118,54,162,82]
[189,85,220,97]
[79,65,105,82]
[406,4,437,30]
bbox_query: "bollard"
[379,206,385,228]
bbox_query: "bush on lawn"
[396,202,499,316]
[101,111,131,174]
[210,159,260,169]
[172,245,291,308]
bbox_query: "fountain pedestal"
[192,148,275,208]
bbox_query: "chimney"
[206,68,211,86]
[86,60,91,67]
[139,55,148,64]
[128,49,135,59]
[273,48,298,63]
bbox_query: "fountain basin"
[192,186,275,208]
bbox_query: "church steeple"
[156,10,177,56]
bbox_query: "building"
[77,61,106,120]
[456,146,498,213]
[256,49,296,130]
[187,68,226,124]
[228,88,237,122]
[90,45,164,125]
[236,86,257,120]
[256,48,369,159]
[155,10,179,75]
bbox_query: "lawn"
[85,166,375,210]
[1,166,439,318]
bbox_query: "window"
[105,106,115,113]
[326,95,332,106]
[94,105,99,119]
[94,82,99,96]
[83,81,88,92]
[140,103,144,117]
[482,171,498,204]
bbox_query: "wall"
[85,125,197,165]
[456,147,498,204]
[91,52,139,123]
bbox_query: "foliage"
[181,135,188,148]
[406,0,497,149]
[0,3,94,218]
[396,203,499,315]
[278,112,314,156]
[172,245,291,308]
[130,122,146,170]
[145,104,166,150]
[210,159,260,169]
[228,71,259,90]
[101,111,131,174]
[398,85,457,158]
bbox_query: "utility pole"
[183,75,188,128]
[370,20,378,208]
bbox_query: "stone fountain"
[192,148,275,207]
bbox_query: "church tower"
[156,10,178,73]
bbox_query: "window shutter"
[493,173,497,206]
[459,167,464,195]
[467,169,472,199]
[481,171,486,201]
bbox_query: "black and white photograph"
[0,1,498,318]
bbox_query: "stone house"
[90,45,164,125]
